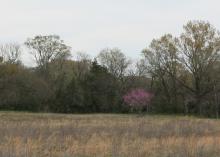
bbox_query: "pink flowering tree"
[123,88,154,113]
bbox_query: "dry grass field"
[1,112,220,157]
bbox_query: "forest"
[1,20,220,118]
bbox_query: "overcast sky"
[0,0,220,66]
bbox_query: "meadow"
[0,112,220,157]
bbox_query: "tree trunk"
[214,84,219,119]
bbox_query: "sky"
[0,0,220,66]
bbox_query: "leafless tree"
[0,43,21,64]
[142,34,180,106]
[98,48,131,79]
[25,35,71,72]
[176,20,220,115]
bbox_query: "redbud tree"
[123,88,154,113]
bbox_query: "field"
[1,112,220,157]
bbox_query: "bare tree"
[176,20,220,115]
[98,48,131,79]
[135,59,149,77]
[0,43,21,64]
[25,35,71,72]
[74,52,92,80]
[142,34,181,107]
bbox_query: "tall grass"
[0,112,220,157]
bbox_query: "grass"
[0,112,220,157]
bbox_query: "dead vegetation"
[0,112,220,157]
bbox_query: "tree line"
[1,20,220,117]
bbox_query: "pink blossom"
[123,88,154,110]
